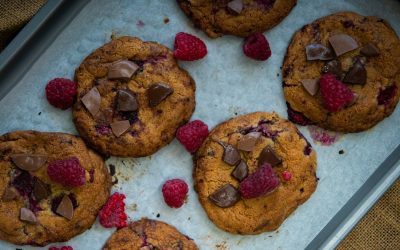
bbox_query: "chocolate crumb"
[109,164,116,176]
[38,112,41,116]
[163,17,170,24]
[156,213,160,218]
[339,150,344,154]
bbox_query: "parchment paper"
[0,0,400,249]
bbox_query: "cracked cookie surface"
[194,112,317,234]
[0,131,111,246]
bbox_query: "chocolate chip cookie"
[73,36,196,157]
[194,112,317,234]
[0,131,111,246]
[283,12,400,132]
[177,0,297,38]
[103,218,198,250]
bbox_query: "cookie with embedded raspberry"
[177,0,297,38]
[194,112,317,234]
[103,218,198,250]
[73,36,196,157]
[0,131,111,246]
[283,12,400,132]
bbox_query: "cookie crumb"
[339,149,345,154]
[164,17,170,24]
[38,112,41,116]
[156,213,160,218]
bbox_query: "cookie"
[194,112,317,234]
[0,131,111,246]
[73,36,196,157]
[177,0,297,38]
[103,218,198,250]
[283,12,400,132]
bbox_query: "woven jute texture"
[0,1,399,249]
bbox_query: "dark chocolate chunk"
[11,154,47,171]
[258,146,282,167]
[343,59,367,85]
[147,83,173,107]
[231,160,248,181]
[220,143,241,166]
[56,195,74,220]
[33,179,50,201]
[300,79,319,96]
[227,0,243,14]
[81,87,101,117]
[108,60,139,81]
[305,44,334,61]
[2,187,18,201]
[328,34,358,56]
[20,207,37,224]
[208,184,240,208]
[322,60,343,78]
[237,132,261,152]
[360,43,380,57]
[117,89,138,112]
[111,120,130,137]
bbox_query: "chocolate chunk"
[116,89,138,112]
[343,59,367,85]
[322,60,343,78]
[147,83,173,107]
[305,44,334,61]
[94,108,114,124]
[56,195,74,220]
[208,184,240,208]
[328,34,358,56]
[108,60,139,81]
[20,207,37,224]
[2,187,18,201]
[81,87,101,117]
[300,79,319,96]
[237,132,261,152]
[220,143,241,166]
[11,154,47,171]
[227,0,243,14]
[360,43,380,57]
[231,160,248,181]
[111,120,130,137]
[258,146,282,167]
[33,179,50,201]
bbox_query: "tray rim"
[0,0,399,249]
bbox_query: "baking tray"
[0,0,399,249]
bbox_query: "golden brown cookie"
[103,218,198,250]
[73,36,196,157]
[0,131,111,246]
[283,12,400,132]
[177,0,297,38]
[194,112,317,234]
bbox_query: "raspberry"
[49,246,73,250]
[239,164,280,199]
[282,171,292,181]
[45,78,77,110]
[243,33,272,61]
[319,74,354,112]
[47,157,86,187]
[173,32,207,61]
[378,85,397,106]
[287,106,312,126]
[99,192,127,228]
[176,120,209,153]
[162,179,188,208]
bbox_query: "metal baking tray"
[0,0,399,249]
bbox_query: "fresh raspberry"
[243,33,272,61]
[45,78,77,110]
[173,32,207,61]
[239,164,280,199]
[162,179,188,208]
[176,120,209,153]
[378,85,397,106]
[49,246,73,250]
[99,192,127,228]
[282,171,292,181]
[287,106,312,126]
[319,74,354,112]
[47,157,86,187]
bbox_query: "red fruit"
[320,74,354,112]
[176,120,209,153]
[173,32,207,61]
[99,192,127,228]
[45,78,77,110]
[282,171,292,181]
[239,164,280,199]
[243,33,272,61]
[287,107,312,126]
[162,179,188,208]
[49,246,73,250]
[47,157,86,187]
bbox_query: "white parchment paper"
[0,0,400,249]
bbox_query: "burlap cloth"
[0,1,399,249]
